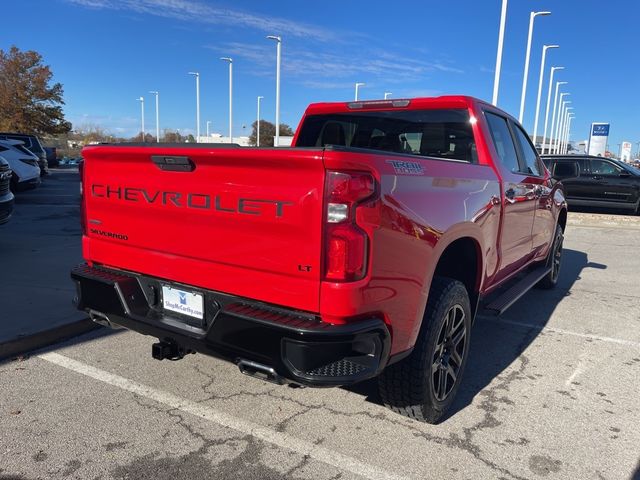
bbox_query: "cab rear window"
[296,109,478,163]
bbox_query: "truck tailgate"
[81,145,325,312]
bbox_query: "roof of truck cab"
[303,95,494,116]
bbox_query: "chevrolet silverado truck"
[71,96,567,423]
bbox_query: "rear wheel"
[378,277,471,424]
[9,174,19,193]
[537,224,564,289]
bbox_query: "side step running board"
[484,266,551,315]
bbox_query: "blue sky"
[3,0,639,150]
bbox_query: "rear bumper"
[70,263,391,387]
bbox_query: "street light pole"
[555,100,571,154]
[256,96,264,147]
[384,92,392,99]
[220,58,233,143]
[560,105,573,154]
[206,121,211,138]
[564,115,575,154]
[532,44,558,147]
[518,11,551,123]
[266,35,281,147]
[137,96,145,141]
[188,72,200,142]
[149,91,159,142]
[547,82,567,154]
[492,0,508,106]
[355,82,365,101]
[541,67,564,154]
[562,114,573,154]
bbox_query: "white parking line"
[38,352,406,480]
[481,317,640,348]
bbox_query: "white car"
[0,139,41,190]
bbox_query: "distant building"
[275,136,293,147]
[198,134,250,146]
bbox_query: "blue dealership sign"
[592,124,610,136]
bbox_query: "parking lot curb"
[0,318,100,361]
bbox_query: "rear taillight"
[79,161,87,235]
[323,171,376,282]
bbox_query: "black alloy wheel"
[432,304,467,401]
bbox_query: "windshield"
[296,109,478,163]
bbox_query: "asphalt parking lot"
[1,181,639,480]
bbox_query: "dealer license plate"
[162,285,204,319]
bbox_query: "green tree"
[0,46,71,135]
[249,120,294,147]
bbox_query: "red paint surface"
[81,96,566,355]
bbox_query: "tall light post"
[541,67,564,153]
[188,72,200,142]
[137,96,145,141]
[220,58,233,143]
[492,0,509,105]
[266,35,281,147]
[555,100,571,154]
[149,91,159,142]
[564,114,575,154]
[547,81,567,154]
[518,11,551,123]
[384,92,392,99]
[551,101,568,153]
[206,121,211,138]
[532,44,559,147]
[256,96,264,147]
[355,82,365,101]
[561,114,574,154]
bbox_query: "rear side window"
[485,112,520,173]
[553,161,579,179]
[511,124,541,176]
[296,109,478,163]
[14,144,34,156]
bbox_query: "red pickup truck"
[72,96,566,423]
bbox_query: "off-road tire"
[536,224,564,289]
[378,277,472,424]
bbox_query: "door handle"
[524,185,543,199]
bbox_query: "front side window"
[512,124,541,176]
[485,112,520,173]
[296,109,478,163]
[590,160,621,176]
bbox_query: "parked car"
[542,155,640,214]
[0,132,48,175]
[0,156,15,225]
[0,140,41,191]
[44,146,59,168]
[72,95,567,424]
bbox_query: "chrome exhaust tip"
[88,309,123,329]
[237,359,285,385]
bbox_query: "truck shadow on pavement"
[343,248,608,422]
